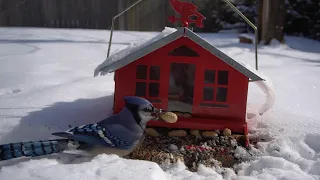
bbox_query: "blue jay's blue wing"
[52,123,134,150]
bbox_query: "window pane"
[204,70,215,84]
[216,87,228,102]
[150,66,160,80]
[135,82,146,96]
[218,71,229,85]
[149,83,159,97]
[203,87,214,101]
[136,65,147,80]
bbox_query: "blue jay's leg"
[0,139,72,161]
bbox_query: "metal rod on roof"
[221,0,259,70]
[255,29,258,70]
[107,0,144,58]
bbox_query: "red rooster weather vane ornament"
[168,0,206,28]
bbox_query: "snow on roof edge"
[184,28,265,82]
[94,27,177,77]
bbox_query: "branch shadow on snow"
[284,36,320,54]
[208,33,320,54]
[0,95,114,144]
[0,95,114,167]
[0,152,94,168]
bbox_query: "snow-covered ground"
[0,27,319,180]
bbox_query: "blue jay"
[0,96,168,161]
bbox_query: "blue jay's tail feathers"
[0,139,70,161]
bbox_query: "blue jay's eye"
[143,107,153,112]
[144,108,150,112]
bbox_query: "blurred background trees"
[191,0,319,42]
[0,0,319,41]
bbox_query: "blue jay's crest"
[124,96,152,108]
[123,96,161,125]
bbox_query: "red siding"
[114,36,249,126]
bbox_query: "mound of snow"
[0,154,167,180]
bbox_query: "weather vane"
[168,0,206,28]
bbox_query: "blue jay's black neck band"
[126,106,143,130]
[132,110,141,124]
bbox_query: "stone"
[169,144,179,151]
[146,128,160,137]
[202,131,218,138]
[168,130,187,137]
[223,128,232,136]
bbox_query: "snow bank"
[0,154,167,180]
[235,114,319,180]
[161,160,238,179]
[94,27,177,76]
[236,156,316,180]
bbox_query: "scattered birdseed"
[124,128,250,172]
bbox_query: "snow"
[254,75,275,116]
[0,154,167,180]
[0,27,320,180]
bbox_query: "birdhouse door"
[167,62,196,114]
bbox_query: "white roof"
[93,27,264,82]
[94,27,177,76]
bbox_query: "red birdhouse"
[94,1,264,135]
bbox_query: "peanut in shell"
[146,128,160,137]
[168,130,187,137]
[160,112,178,123]
[223,128,232,136]
[202,131,218,138]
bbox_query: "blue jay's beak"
[152,108,176,123]
[150,107,178,123]
[151,107,163,120]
